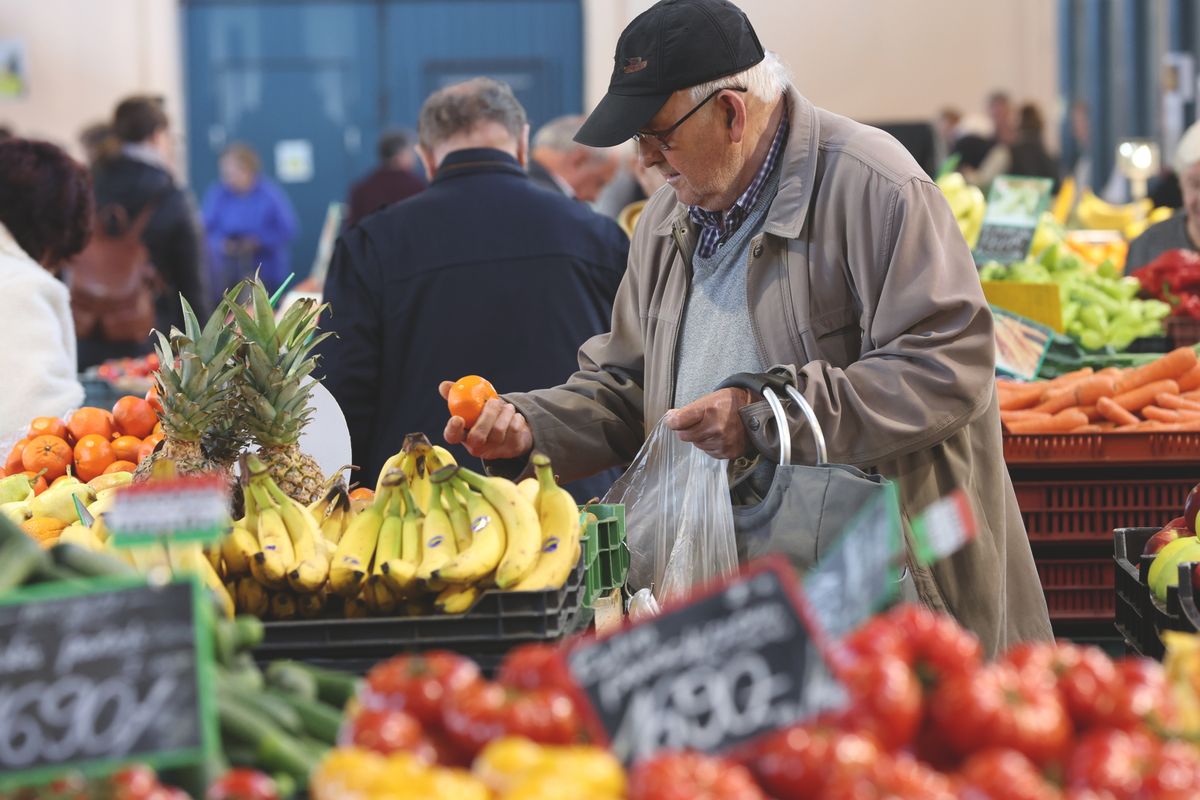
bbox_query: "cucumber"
[272,772,297,800]
[267,689,342,744]
[213,619,238,667]
[233,615,265,650]
[50,542,135,578]
[219,672,304,736]
[223,742,260,767]
[271,660,361,708]
[265,661,318,701]
[29,559,86,585]
[228,652,266,691]
[0,535,48,594]
[217,694,312,782]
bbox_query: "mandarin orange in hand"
[447,375,498,428]
[112,396,157,438]
[28,417,68,441]
[22,435,72,482]
[74,434,116,482]
[67,407,115,444]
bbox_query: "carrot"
[1004,408,1090,434]
[1143,406,1183,423]
[1113,347,1199,394]
[998,383,1046,411]
[1183,390,1200,401]
[1078,404,1101,421]
[1115,420,1168,432]
[1157,393,1200,413]
[1073,423,1118,433]
[1155,420,1200,432]
[1044,367,1094,390]
[1097,397,1139,426]
[1000,410,1052,424]
[1069,375,1118,406]
[1112,379,1181,412]
[1179,364,1200,392]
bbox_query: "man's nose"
[637,140,663,168]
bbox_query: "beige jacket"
[502,87,1052,655]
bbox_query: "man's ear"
[515,124,531,168]
[721,90,749,144]
[416,145,437,179]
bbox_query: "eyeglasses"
[633,87,748,151]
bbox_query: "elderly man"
[442,0,1052,654]
[1127,120,1200,272]
[528,115,619,201]
[317,78,627,502]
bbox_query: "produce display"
[88,352,160,395]
[980,242,1171,352]
[998,346,1200,433]
[935,171,985,249]
[1133,249,1200,321]
[1138,482,1200,603]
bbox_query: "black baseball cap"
[575,0,765,147]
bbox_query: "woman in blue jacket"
[202,142,298,303]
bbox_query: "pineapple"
[226,278,332,504]
[135,296,243,482]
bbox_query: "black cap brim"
[575,91,672,148]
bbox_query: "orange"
[21,435,72,482]
[112,435,143,462]
[112,396,158,438]
[145,385,163,414]
[447,375,498,428]
[20,516,68,547]
[137,433,165,463]
[18,470,48,496]
[5,438,29,475]
[66,407,114,444]
[153,421,163,436]
[348,487,375,501]
[74,434,115,482]
[28,417,68,441]
[105,460,137,474]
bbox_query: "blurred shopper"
[444,0,1051,654]
[936,106,963,164]
[316,77,628,501]
[528,115,619,201]
[0,139,91,432]
[616,146,669,237]
[962,90,1015,190]
[345,128,426,228]
[1127,121,1200,272]
[78,121,116,167]
[202,142,298,303]
[1008,103,1058,184]
[75,95,206,369]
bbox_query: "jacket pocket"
[802,305,861,369]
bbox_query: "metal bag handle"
[715,372,829,466]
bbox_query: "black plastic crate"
[1114,527,1155,654]
[1178,560,1200,632]
[254,556,587,673]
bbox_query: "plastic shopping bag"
[603,417,738,604]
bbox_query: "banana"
[297,589,328,619]
[415,476,459,584]
[256,472,329,594]
[320,488,351,544]
[251,485,295,586]
[444,485,474,552]
[249,551,288,591]
[372,492,404,575]
[517,478,539,506]
[434,482,506,584]
[362,574,398,615]
[270,591,298,620]
[59,522,105,551]
[343,593,369,619]
[455,467,541,589]
[513,453,583,591]
[381,482,422,594]
[329,479,393,596]
[204,540,224,577]
[221,524,258,577]
[434,583,479,615]
[169,541,235,619]
[235,576,270,617]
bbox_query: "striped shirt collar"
[688,99,790,259]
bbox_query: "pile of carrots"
[999,347,1200,434]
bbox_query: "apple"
[1164,516,1189,530]
[1183,483,1200,532]
[1144,524,1187,557]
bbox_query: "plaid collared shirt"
[688,104,790,259]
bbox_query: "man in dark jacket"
[528,114,619,202]
[316,77,629,501]
[345,128,427,228]
[81,95,206,367]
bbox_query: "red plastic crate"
[1168,316,1200,349]
[1014,478,1195,542]
[1004,432,1200,466]
[1035,558,1114,619]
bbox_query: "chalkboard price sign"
[564,557,845,765]
[0,576,217,790]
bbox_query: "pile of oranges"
[4,390,163,494]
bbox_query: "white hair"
[1175,120,1200,173]
[533,114,587,151]
[688,51,790,104]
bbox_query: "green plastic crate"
[580,503,628,607]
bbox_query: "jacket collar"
[651,85,820,240]
[432,148,527,184]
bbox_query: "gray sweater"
[673,164,782,407]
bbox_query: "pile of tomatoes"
[3,392,163,490]
[632,604,1200,800]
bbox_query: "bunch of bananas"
[1073,189,1174,240]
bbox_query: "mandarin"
[66,407,115,444]
[447,375,499,428]
[74,434,116,482]
[112,396,157,438]
[28,417,68,440]
[104,460,137,474]
[112,435,143,462]
[5,438,29,475]
[22,435,72,481]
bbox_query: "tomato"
[1096,658,1172,733]
[341,707,436,761]
[929,663,1071,765]
[837,651,922,751]
[362,650,481,727]
[441,681,583,756]
[628,751,766,800]
[496,643,571,691]
[957,748,1063,800]
[110,765,161,800]
[1064,728,1158,799]
[843,604,982,689]
[748,724,879,800]
[1139,740,1200,798]
[1004,642,1119,731]
[205,769,281,800]
[822,753,958,800]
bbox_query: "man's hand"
[664,388,755,460]
[440,381,534,461]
